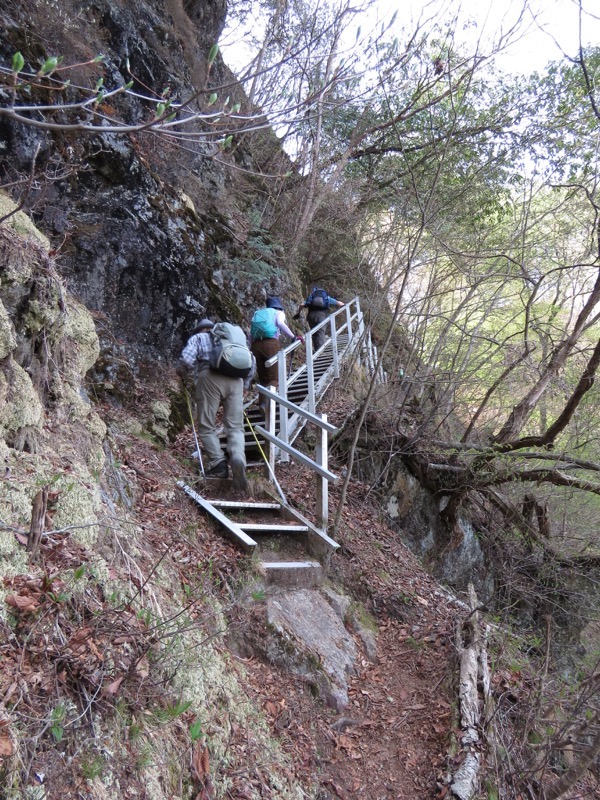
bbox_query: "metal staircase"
[177,482,336,588]
[179,297,383,584]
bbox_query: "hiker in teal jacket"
[250,297,304,395]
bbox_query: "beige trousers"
[195,369,246,469]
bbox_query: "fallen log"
[450,583,495,800]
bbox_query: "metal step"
[239,523,309,533]
[177,482,257,551]
[209,500,281,510]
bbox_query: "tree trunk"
[543,725,600,800]
[26,486,48,559]
[494,270,600,443]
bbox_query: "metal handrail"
[254,385,337,531]
[249,296,381,530]
[257,385,337,432]
[259,297,379,455]
[252,423,337,482]
[264,297,362,368]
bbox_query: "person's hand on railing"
[295,335,305,345]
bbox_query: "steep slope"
[2,198,598,800]
[0,200,309,800]
[0,201,454,798]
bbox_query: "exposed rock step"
[260,560,323,589]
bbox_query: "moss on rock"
[0,192,50,251]
[61,296,101,375]
[0,299,16,359]
[0,360,44,436]
[52,479,103,548]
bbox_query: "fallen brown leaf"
[192,743,210,783]
[104,676,124,695]
[264,700,278,715]
[0,735,13,757]
[5,594,39,613]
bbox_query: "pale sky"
[400,0,600,74]
[222,0,600,76]
[220,0,600,94]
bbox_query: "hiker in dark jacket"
[178,319,248,491]
[297,287,344,351]
[250,297,304,397]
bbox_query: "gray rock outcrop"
[267,589,357,711]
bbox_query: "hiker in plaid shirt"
[178,319,250,490]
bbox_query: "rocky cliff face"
[0,0,298,362]
[0,191,313,800]
[0,192,106,591]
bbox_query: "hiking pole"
[244,410,287,503]
[184,386,205,478]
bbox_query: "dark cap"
[266,296,284,310]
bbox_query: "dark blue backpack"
[309,288,328,309]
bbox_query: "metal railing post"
[356,300,366,367]
[346,302,354,347]
[331,315,339,378]
[305,333,316,414]
[266,385,277,476]
[277,349,289,463]
[315,414,329,530]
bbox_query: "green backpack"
[209,323,253,378]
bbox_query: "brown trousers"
[251,338,281,387]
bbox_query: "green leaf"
[189,720,203,741]
[207,93,217,106]
[156,102,166,117]
[231,102,241,114]
[124,80,134,90]
[222,135,233,148]
[165,112,177,122]
[95,89,105,105]
[12,52,25,74]
[73,565,85,580]
[208,43,219,66]
[40,56,59,76]
[51,724,63,742]
[95,77,104,91]
[93,53,105,63]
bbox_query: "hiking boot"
[230,459,248,492]
[205,460,228,479]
